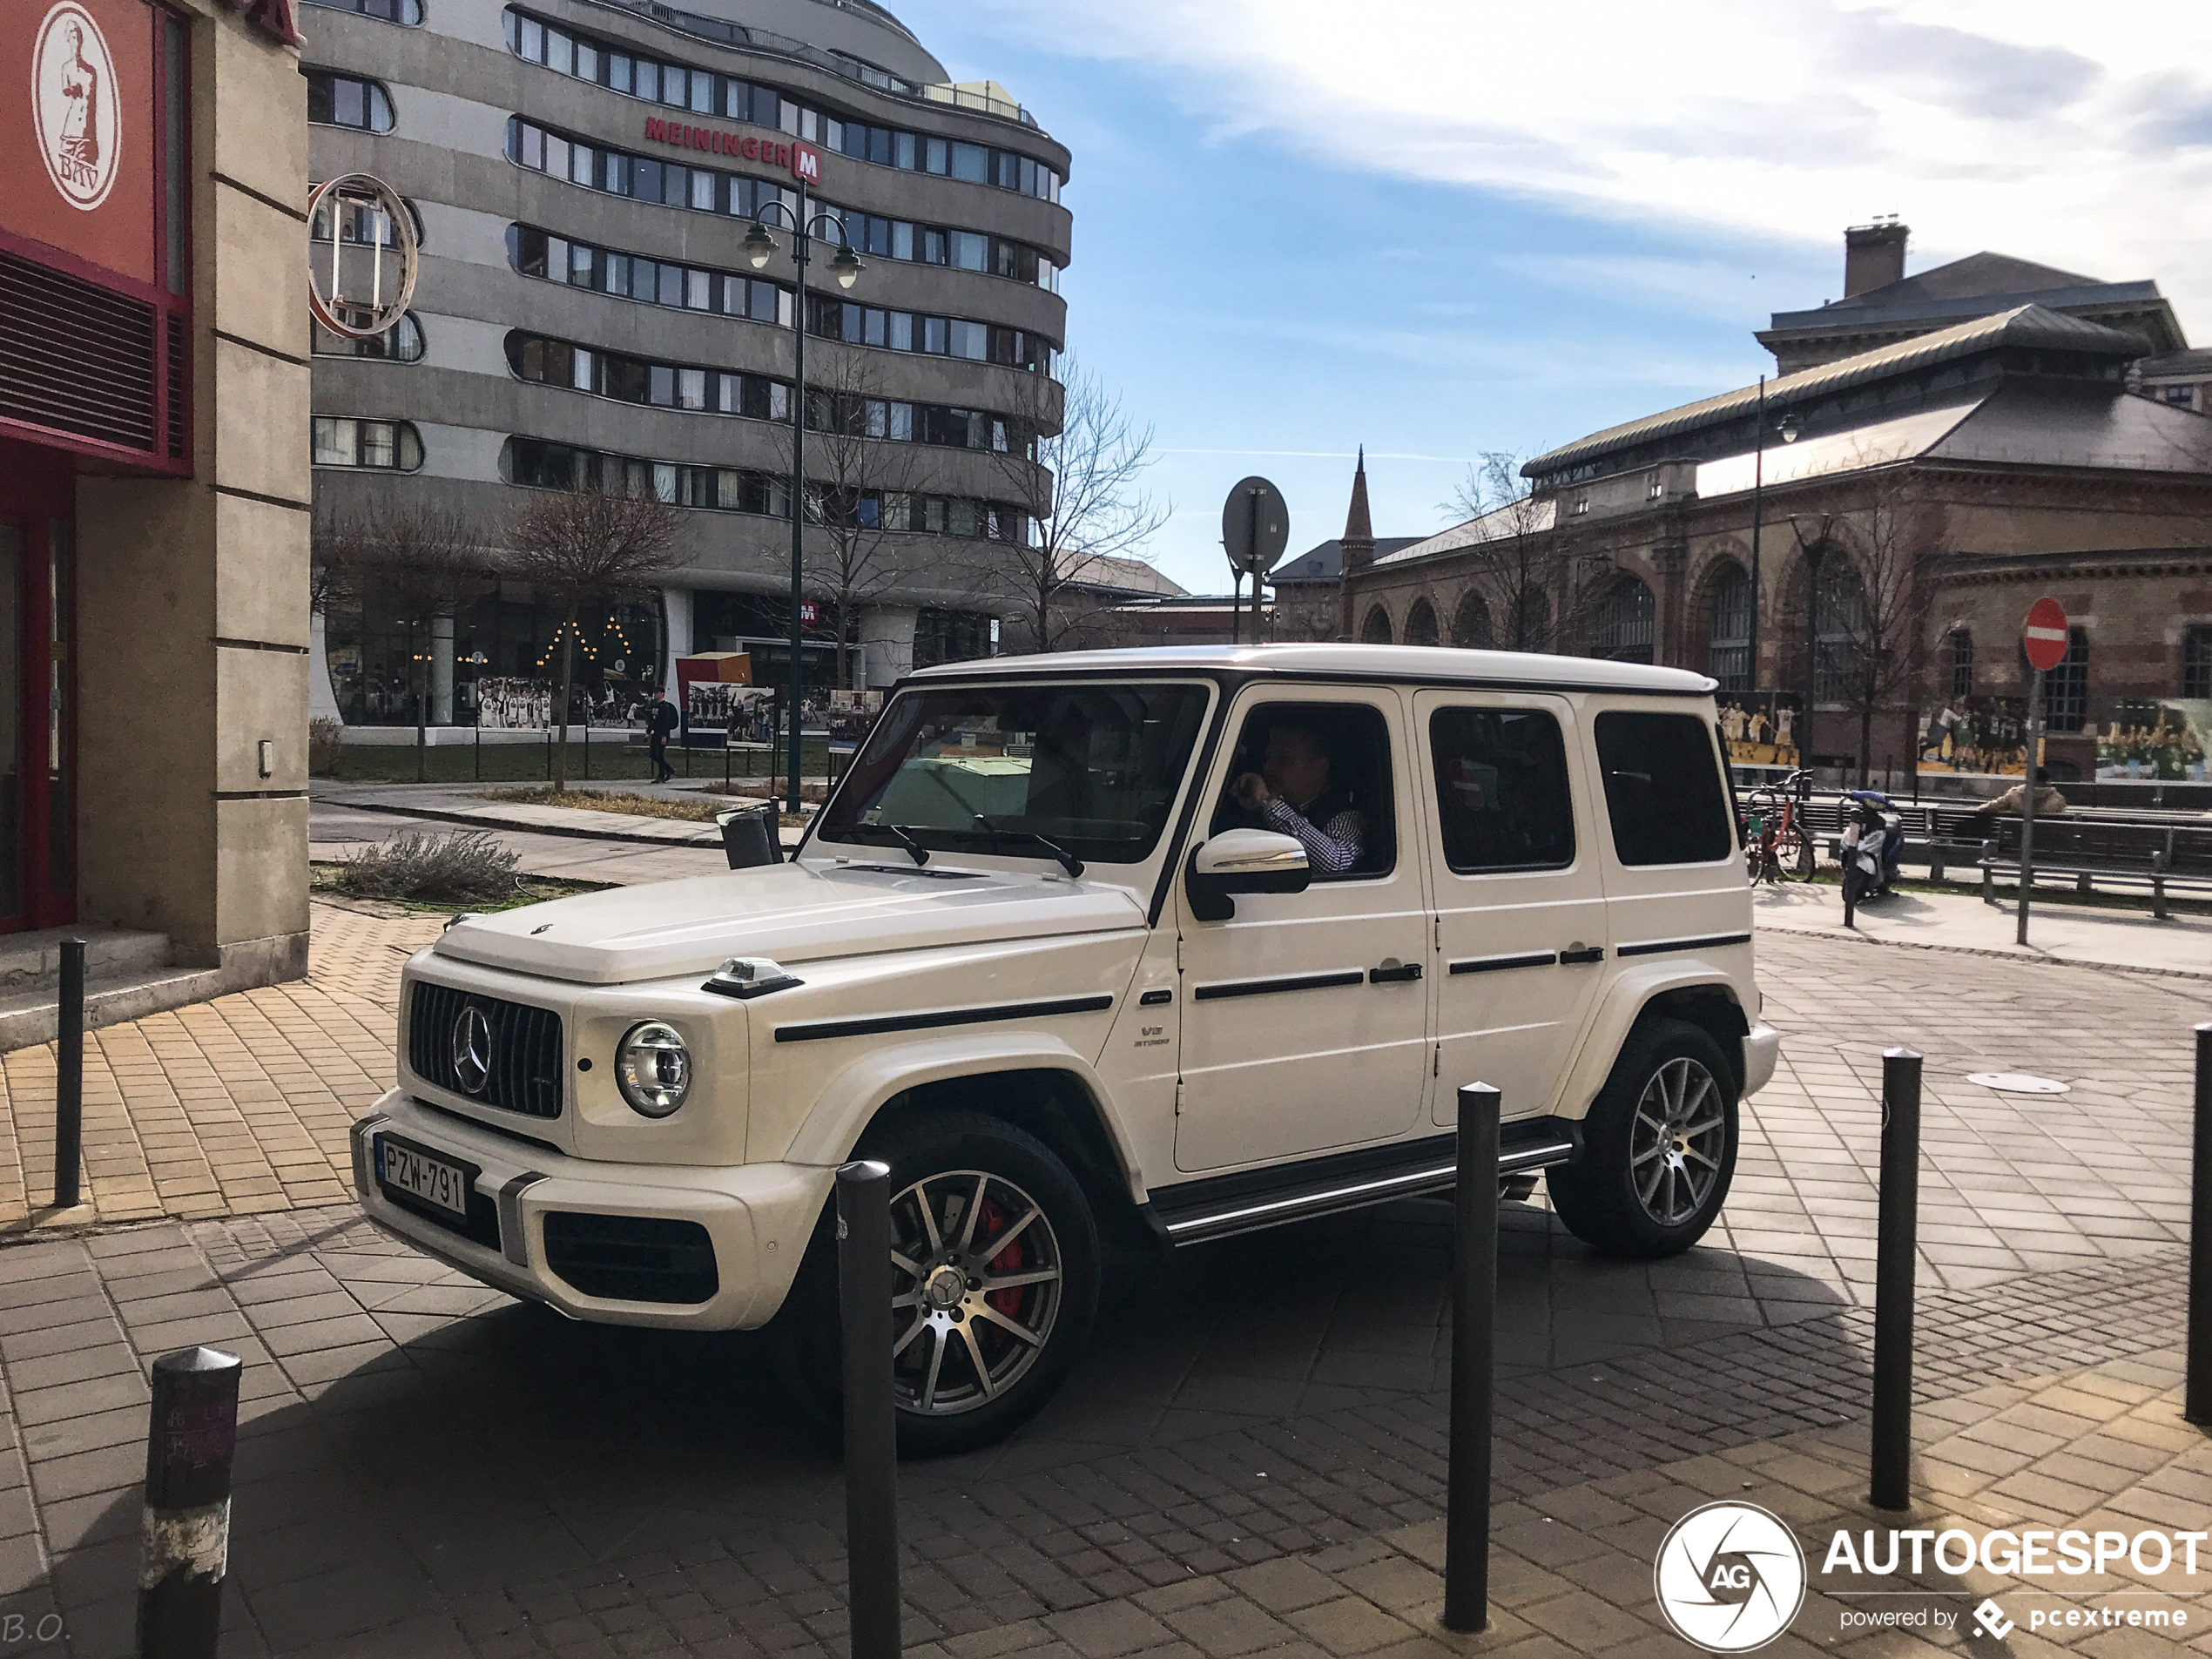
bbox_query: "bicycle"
[1742,770,1812,884]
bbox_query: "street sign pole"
[1220,477,1290,647]
[2019,670,2043,946]
[2017,597,2070,948]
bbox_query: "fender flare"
[1554,960,1750,1121]
[776,1031,1143,1193]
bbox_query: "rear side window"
[1593,711,1733,866]
[1427,707,1575,873]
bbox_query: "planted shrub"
[334,830,521,904]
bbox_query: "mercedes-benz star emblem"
[450,1005,493,1095]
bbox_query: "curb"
[334,798,725,848]
[1757,918,2212,983]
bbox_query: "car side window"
[1428,706,1575,873]
[1207,701,1395,879]
[1593,711,1735,866]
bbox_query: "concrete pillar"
[661,585,693,701]
[429,615,455,724]
[860,605,917,689]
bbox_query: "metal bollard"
[138,1345,242,1659]
[54,938,84,1211]
[1442,1082,1501,1633]
[1871,1049,1922,1510]
[836,1160,900,1659]
[2188,1025,2212,1426]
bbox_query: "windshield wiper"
[968,820,1084,878]
[841,822,930,867]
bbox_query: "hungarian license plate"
[375,1134,475,1222]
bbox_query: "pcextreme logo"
[1654,1502,1808,1652]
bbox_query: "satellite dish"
[306,172,419,340]
[1221,476,1291,577]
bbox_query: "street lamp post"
[744,183,865,817]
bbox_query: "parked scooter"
[1839,791,1903,927]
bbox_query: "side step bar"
[1145,1117,1581,1246]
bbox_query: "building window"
[1706,564,1750,691]
[304,0,422,22]
[314,313,424,362]
[313,416,422,469]
[1593,577,1655,664]
[1452,590,1492,649]
[1404,599,1440,647]
[914,608,995,668]
[2041,627,2090,732]
[306,71,395,132]
[1360,606,1393,644]
[2186,628,2212,700]
[1811,557,1867,704]
[1949,629,1973,699]
[2163,385,2197,408]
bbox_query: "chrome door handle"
[1369,960,1423,984]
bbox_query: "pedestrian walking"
[647,689,679,784]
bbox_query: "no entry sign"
[2022,597,2070,673]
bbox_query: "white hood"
[431,860,1147,985]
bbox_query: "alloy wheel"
[888,1169,1063,1416]
[1628,1056,1726,1227]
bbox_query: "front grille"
[408,981,564,1118]
[542,1213,719,1305]
[0,246,158,453]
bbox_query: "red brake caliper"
[977,1197,1025,1317]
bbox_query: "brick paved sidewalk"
[0,902,438,1232]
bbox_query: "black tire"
[770,1110,1100,1457]
[1548,1018,1738,1258]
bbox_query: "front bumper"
[1741,1022,1782,1098]
[348,1090,833,1330]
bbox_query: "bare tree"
[315,500,493,780]
[776,352,940,690]
[1436,453,1612,652]
[981,354,1170,654]
[502,485,685,791]
[1795,470,1939,786]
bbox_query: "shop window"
[2186,628,2212,700]
[1949,629,1973,699]
[312,416,422,470]
[307,71,395,132]
[2040,628,2090,732]
[1706,564,1750,690]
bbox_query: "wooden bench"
[1976,817,2212,918]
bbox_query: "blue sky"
[895,0,2212,598]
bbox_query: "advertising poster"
[1919,698,2031,776]
[2096,698,2212,781]
[1717,691,1804,767]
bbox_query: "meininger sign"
[642,116,820,184]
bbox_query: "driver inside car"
[1228,724,1366,873]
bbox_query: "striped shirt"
[1264,796,1366,874]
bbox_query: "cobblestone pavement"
[0,926,2208,1654]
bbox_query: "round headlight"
[616,1022,691,1117]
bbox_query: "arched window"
[1593,577,1655,664]
[1811,556,1867,703]
[1404,599,1440,647]
[1453,590,1493,649]
[1706,564,1750,690]
[1360,605,1393,644]
[2185,627,2212,700]
[1949,629,1974,700]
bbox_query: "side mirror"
[717,803,781,869]
[1185,830,1311,921]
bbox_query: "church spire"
[1338,447,1376,641]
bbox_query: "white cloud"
[975,0,2212,329]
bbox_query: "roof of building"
[2139,348,2212,380]
[1271,536,1423,585]
[1059,554,1186,599]
[1758,252,2183,357]
[1373,498,1558,570]
[910,642,1715,694]
[1525,305,2148,480]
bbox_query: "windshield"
[818,681,1212,866]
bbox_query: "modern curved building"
[303,0,1069,726]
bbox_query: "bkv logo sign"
[32,0,120,210]
[1654,1503,1808,1652]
